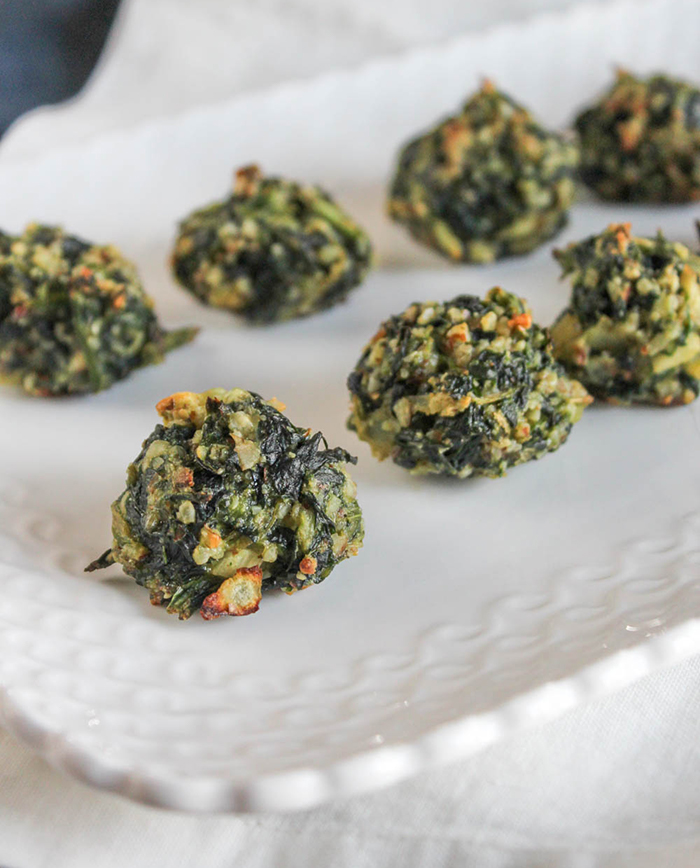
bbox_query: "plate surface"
[1,0,700,812]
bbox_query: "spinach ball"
[387,80,579,263]
[171,165,373,324]
[551,223,700,405]
[347,288,591,478]
[87,389,364,620]
[575,70,700,202]
[0,223,196,396]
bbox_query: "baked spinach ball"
[575,70,700,202]
[347,288,591,478]
[551,223,700,406]
[87,389,364,620]
[387,80,579,263]
[0,223,196,397]
[171,165,373,324]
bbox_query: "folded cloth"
[0,0,120,135]
[1,0,594,159]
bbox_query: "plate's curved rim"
[2,617,699,812]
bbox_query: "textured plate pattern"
[0,0,700,812]
[1,487,699,810]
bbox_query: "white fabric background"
[2,0,630,158]
[2,1,699,865]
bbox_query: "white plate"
[1,0,700,813]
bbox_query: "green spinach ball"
[87,389,364,620]
[551,223,700,406]
[347,288,591,478]
[0,223,195,396]
[388,80,579,263]
[575,70,700,203]
[171,165,373,324]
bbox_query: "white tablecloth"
[2,1,700,865]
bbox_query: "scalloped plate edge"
[1,618,698,812]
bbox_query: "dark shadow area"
[0,0,121,137]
